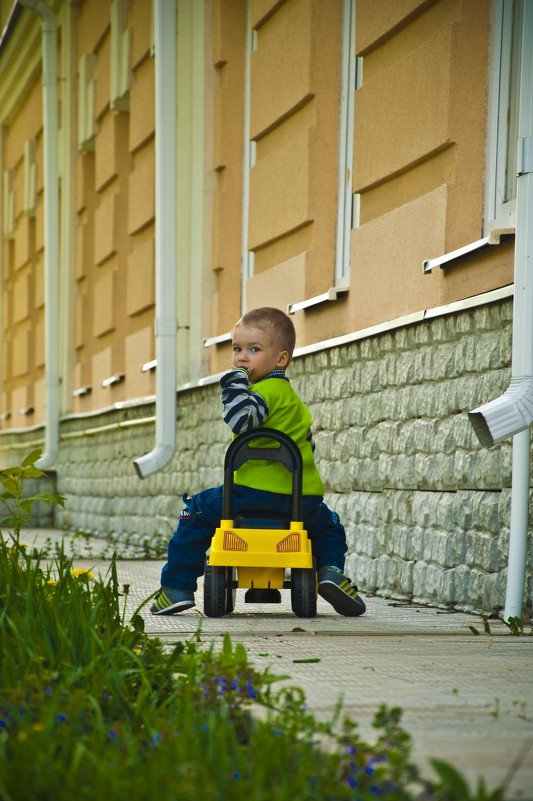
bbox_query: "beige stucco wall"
[72,0,156,416]
[0,0,157,428]
[206,0,514,374]
[0,0,516,421]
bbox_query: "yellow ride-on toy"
[204,428,317,618]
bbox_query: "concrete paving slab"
[13,527,533,798]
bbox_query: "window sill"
[203,331,232,348]
[202,288,350,348]
[287,286,349,314]
[422,228,515,274]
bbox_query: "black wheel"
[204,559,227,617]
[225,566,237,613]
[291,566,317,618]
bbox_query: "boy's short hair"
[236,307,296,362]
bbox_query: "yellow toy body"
[209,520,313,587]
[204,429,318,617]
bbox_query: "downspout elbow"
[19,0,54,23]
[133,320,176,478]
[469,377,533,447]
[133,442,174,479]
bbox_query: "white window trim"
[485,0,523,235]
[335,0,360,288]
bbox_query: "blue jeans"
[161,484,347,591]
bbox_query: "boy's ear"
[276,349,290,368]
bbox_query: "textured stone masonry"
[2,298,531,614]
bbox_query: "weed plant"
[0,451,507,800]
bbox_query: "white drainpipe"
[20,0,60,471]
[133,0,177,478]
[468,1,533,619]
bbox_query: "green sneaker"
[150,587,195,615]
[317,567,366,617]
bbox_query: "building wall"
[0,0,530,615]
[1,295,525,614]
[206,0,514,369]
[73,0,157,413]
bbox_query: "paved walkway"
[21,528,533,799]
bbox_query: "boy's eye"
[251,347,260,352]
[233,346,241,352]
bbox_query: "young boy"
[151,307,365,617]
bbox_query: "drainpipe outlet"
[469,377,533,447]
[133,442,175,479]
[468,377,533,447]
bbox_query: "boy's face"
[232,324,289,381]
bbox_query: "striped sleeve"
[220,368,269,434]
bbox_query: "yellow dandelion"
[32,722,43,732]
[133,647,142,655]
[46,580,58,587]
[71,568,94,581]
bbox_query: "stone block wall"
[2,297,531,614]
[286,298,524,614]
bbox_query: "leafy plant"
[503,616,532,635]
[429,758,505,801]
[468,615,532,637]
[0,448,65,539]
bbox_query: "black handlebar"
[222,428,303,521]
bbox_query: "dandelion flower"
[71,568,94,581]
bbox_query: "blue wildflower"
[109,729,119,739]
[56,713,67,723]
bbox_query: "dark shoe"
[150,587,195,615]
[318,567,366,617]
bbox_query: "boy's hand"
[226,366,250,380]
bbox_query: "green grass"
[0,450,509,800]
